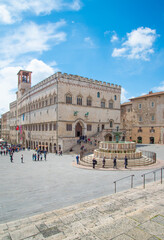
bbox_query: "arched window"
[97,92,100,98]
[54,96,57,104]
[87,97,92,106]
[77,96,82,105]
[110,120,113,128]
[109,100,113,109]
[114,95,117,101]
[66,94,72,104]
[101,99,105,108]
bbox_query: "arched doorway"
[46,142,48,152]
[150,137,154,144]
[104,134,113,141]
[54,143,56,152]
[49,143,52,153]
[75,122,83,137]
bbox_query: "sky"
[0,0,164,116]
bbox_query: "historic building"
[0,118,1,139]
[2,70,121,152]
[1,111,10,142]
[121,91,164,144]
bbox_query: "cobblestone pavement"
[0,181,164,240]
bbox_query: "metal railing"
[113,174,135,193]
[141,167,164,188]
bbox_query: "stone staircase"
[1,181,164,240]
[66,141,98,155]
[80,155,155,168]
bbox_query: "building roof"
[121,101,132,106]
[17,70,32,75]
[129,91,164,101]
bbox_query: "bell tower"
[17,70,32,97]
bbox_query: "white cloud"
[121,87,128,103]
[0,20,66,64]
[112,48,126,57]
[0,59,59,115]
[0,5,13,24]
[111,33,118,42]
[84,37,95,48]
[68,0,81,11]
[104,30,110,36]
[112,27,158,61]
[152,81,164,92]
[26,59,59,86]
[0,0,82,24]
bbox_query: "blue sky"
[0,0,164,116]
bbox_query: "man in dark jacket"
[124,156,128,169]
[92,158,97,169]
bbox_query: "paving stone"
[148,237,161,240]
[139,220,164,239]
[0,233,12,240]
[74,207,101,220]
[151,215,164,225]
[0,224,8,232]
[76,234,101,240]
[23,233,45,240]
[63,221,90,238]
[112,234,134,240]
[29,213,47,222]
[127,209,156,223]
[35,222,48,231]
[10,225,39,240]
[92,216,138,239]
[59,213,80,224]
[126,227,152,240]
[44,216,64,229]
[41,226,61,238]
[45,232,65,240]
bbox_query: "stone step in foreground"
[0,181,164,240]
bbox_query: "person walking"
[124,155,128,169]
[76,155,79,164]
[10,153,13,163]
[92,158,97,169]
[113,156,117,169]
[102,157,106,168]
[21,154,24,163]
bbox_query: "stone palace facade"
[3,70,121,152]
[121,91,164,144]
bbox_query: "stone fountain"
[80,128,156,168]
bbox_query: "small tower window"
[97,92,100,98]
[114,95,117,101]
